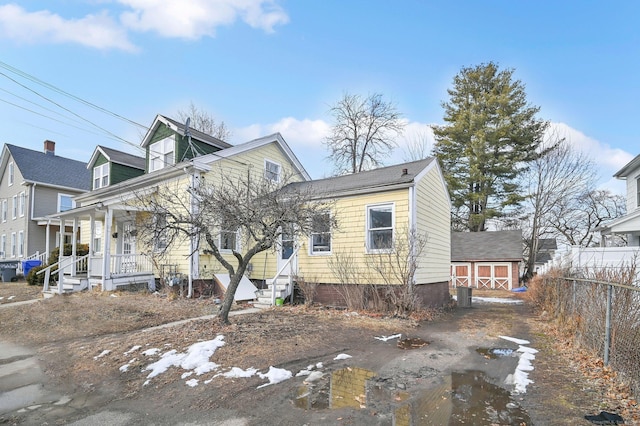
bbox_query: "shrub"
[26,265,47,286]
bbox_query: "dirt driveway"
[0,285,634,425]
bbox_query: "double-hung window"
[637,177,640,208]
[11,195,17,219]
[1,235,5,258]
[153,214,168,251]
[1,200,7,222]
[310,212,331,254]
[149,137,175,172]
[264,159,281,182]
[93,163,109,189]
[18,192,25,217]
[219,220,239,252]
[366,204,394,252]
[10,233,16,257]
[58,194,74,212]
[93,221,103,254]
[8,162,13,186]
[18,231,24,257]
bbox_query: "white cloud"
[233,117,329,148]
[118,0,289,39]
[0,4,136,51]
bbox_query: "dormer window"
[150,137,175,172]
[93,163,109,189]
[8,161,13,186]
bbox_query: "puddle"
[295,368,531,425]
[397,337,429,350]
[476,347,516,359]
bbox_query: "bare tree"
[324,92,405,175]
[402,126,434,162]
[549,188,626,247]
[520,136,593,279]
[176,102,231,141]
[130,171,333,324]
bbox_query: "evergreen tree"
[433,62,548,231]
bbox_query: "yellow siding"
[296,189,410,285]
[414,164,451,284]
[198,141,305,281]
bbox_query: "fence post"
[572,280,577,313]
[604,283,613,366]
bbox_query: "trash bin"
[457,286,472,308]
[0,261,19,282]
[22,260,42,276]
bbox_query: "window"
[8,161,13,185]
[10,233,16,257]
[366,204,394,251]
[264,159,281,182]
[1,234,5,258]
[18,192,25,217]
[58,194,74,212]
[310,212,331,254]
[149,137,175,172]
[637,177,640,207]
[93,221,103,253]
[1,200,6,222]
[153,214,168,250]
[11,195,16,219]
[219,221,239,252]
[93,163,109,189]
[18,231,23,257]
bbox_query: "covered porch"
[41,203,155,295]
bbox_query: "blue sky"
[0,1,637,192]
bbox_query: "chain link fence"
[534,267,639,400]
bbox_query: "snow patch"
[375,334,402,342]
[222,367,258,378]
[93,350,111,360]
[124,345,141,355]
[256,366,292,389]
[334,353,352,360]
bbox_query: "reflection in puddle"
[295,368,531,425]
[476,347,516,359]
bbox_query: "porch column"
[101,208,112,283]
[45,219,51,259]
[71,218,78,276]
[57,221,64,295]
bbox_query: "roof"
[90,146,145,170]
[4,144,90,191]
[614,154,640,179]
[283,158,436,197]
[157,115,233,150]
[537,238,557,251]
[451,230,523,262]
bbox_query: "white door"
[122,222,136,273]
[277,225,296,274]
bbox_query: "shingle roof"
[284,158,435,196]
[96,146,145,170]
[7,144,90,191]
[451,230,523,262]
[537,238,557,251]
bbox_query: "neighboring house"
[262,158,452,308]
[0,141,90,271]
[451,230,523,290]
[599,153,640,246]
[88,146,146,190]
[533,238,557,275]
[44,114,309,296]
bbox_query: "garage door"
[451,263,471,287]
[475,263,512,290]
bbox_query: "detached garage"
[450,230,523,290]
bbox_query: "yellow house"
[253,158,452,308]
[42,114,308,295]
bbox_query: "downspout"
[408,184,417,286]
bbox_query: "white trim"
[57,193,76,213]
[10,232,16,257]
[451,262,472,288]
[309,211,332,255]
[2,199,7,222]
[17,230,24,258]
[11,195,17,219]
[474,262,512,290]
[18,191,25,217]
[264,158,282,183]
[8,161,14,186]
[365,202,395,253]
[93,163,110,190]
[149,136,175,172]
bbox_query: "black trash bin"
[0,261,19,282]
[457,286,472,308]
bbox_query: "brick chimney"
[44,140,55,156]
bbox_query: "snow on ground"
[97,332,355,390]
[375,333,402,342]
[452,295,523,305]
[500,335,538,394]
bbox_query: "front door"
[277,225,296,274]
[122,222,136,273]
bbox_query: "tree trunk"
[217,271,243,325]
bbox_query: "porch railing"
[110,253,153,275]
[39,254,90,294]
